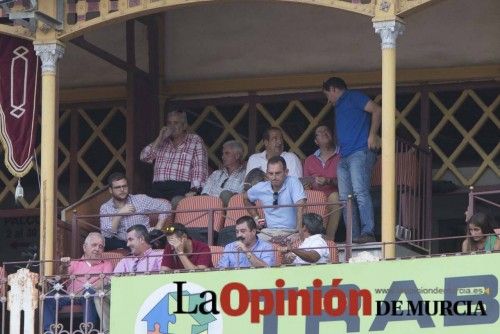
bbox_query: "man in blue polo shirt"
[323,77,381,243]
[218,216,275,268]
[244,155,306,242]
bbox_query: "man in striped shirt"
[140,110,208,204]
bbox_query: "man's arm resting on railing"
[290,248,320,264]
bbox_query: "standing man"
[140,110,208,203]
[244,156,306,242]
[43,232,113,332]
[303,125,341,240]
[200,140,246,206]
[246,127,302,177]
[100,172,171,250]
[218,216,275,268]
[323,77,381,243]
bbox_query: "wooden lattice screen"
[0,81,498,210]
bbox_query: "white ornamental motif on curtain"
[10,46,29,119]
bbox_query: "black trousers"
[150,180,191,201]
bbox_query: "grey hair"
[302,213,324,235]
[84,232,105,246]
[223,140,244,160]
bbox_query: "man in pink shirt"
[43,232,113,332]
[303,125,341,240]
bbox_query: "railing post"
[71,210,79,259]
[7,269,39,334]
[345,195,353,262]
[208,209,214,246]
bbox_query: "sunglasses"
[220,177,229,188]
[273,192,279,206]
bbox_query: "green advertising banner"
[110,253,500,334]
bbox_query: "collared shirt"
[201,166,245,197]
[303,148,340,195]
[114,248,161,273]
[247,176,306,230]
[293,234,330,265]
[140,133,208,187]
[335,90,371,157]
[68,258,113,293]
[245,150,303,177]
[161,239,213,269]
[99,194,171,240]
[218,237,275,268]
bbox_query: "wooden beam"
[70,36,148,77]
[163,65,500,97]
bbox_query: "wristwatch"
[246,252,252,260]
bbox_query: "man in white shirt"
[282,213,330,264]
[245,127,302,177]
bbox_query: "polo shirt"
[161,238,213,269]
[303,148,340,195]
[245,150,303,177]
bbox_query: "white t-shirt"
[293,234,330,264]
[245,150,303,177]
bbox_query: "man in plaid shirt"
[140,110,208,204]
[99,172,171,250]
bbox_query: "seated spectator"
[95,225,161,332]
[161,223,213,271]
[462,213,500,252]
[196,140,246,206]
[99,172,171,250]
[303,125,341,240]
[245,127,302,177]
[281,213,330,264]
[140,110,208,206]
[43,232,112,333]
[218,216,275,268]
[244,156,306,242]
[244,167,267,191]
[113,225,162,273]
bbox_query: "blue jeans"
[337,148,377,238]
[43,288,98,332]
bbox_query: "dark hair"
[164,223,188,238]
[467,213,495,235]
[262,127,282,141]
[302,213,324,235]
[149,229,166,249]
[127,224,150,244]
[244,168,267,191]
[236,216,257,231]
[322,77,347,91]
[107,172,127,188]
[267,155,287,170]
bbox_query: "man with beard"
[245,127,302,177]
[218,216,275,268]
[99,172,171,250]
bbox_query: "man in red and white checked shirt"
[140,110,208,204]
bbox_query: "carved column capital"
[373,20,405,49]
[33,42,65,74]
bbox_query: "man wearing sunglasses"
[244,156,306,242]
[99,172,171,250]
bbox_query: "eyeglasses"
[273,192,279,206]
[112,185,128,190]
[220,177,229,188]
